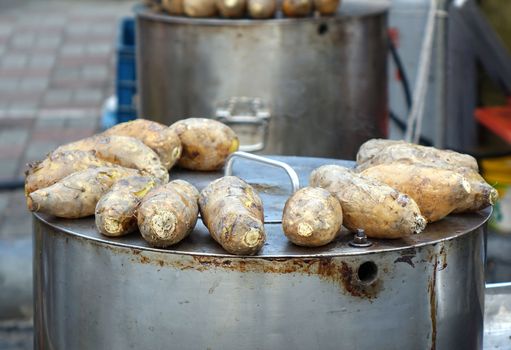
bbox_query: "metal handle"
[215,97,270,152]
[224,151,300,193]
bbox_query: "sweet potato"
[137,180,199,248]
[452,169,498,213]
[309,165,426,239]
[247,0,276,18]
[169,118,239,171]
[183,0,217,17]
[95,176,158,237]
[356,139,479,172]
[216,0,246,17]
[27,167,140,218]
[24,150,116,195]
[102,119,182,170]
[55,135,169,184]
[199,176,265,255]
[162,0,185,14]
[361,163,472,222]
[313,0,340,15]
[282,187,343,247]
[282,0,312,17]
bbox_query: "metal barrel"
[33,156,489,349]
[135,1,389,160]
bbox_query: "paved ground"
[0,0,134,255]
[0,0,134,348]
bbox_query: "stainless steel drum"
[135,1,388,159]
[33,156,489,349]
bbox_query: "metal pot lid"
[35,154,491,258]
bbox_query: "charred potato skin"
[361,163,471,223]
[95,176,157,237]
[24,150,115,195]
[282,187,342,247]
[170,118,239,171]
[27,167,140,219]
[137,180,199,248]
[309,165,426,239]
[102,119,182,170]
[199,176,265,255]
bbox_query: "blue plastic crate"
[115,17,137,122]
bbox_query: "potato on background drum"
[162,0,185,14]
[55,135,169,184]
[247,0,276,18]
[24,150,116,195]
[95,176,158,237]
[282,0,313,17]
[27,167,140,219]
[102,119,182,170]
[216,0,246,18]
[314,0,340,15]
[361,163,472,222]
[183,0,217,17]
[170,118,239,171]
[310,165,426,239]
[452,168,498,213]
[282,187,342,247]
[138,180,200,247]
[199,176,265,255]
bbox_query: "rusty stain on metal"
[394,248,416,268]
[428,256,438,350]
[394,255,415,268]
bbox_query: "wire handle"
[224,151,300,193]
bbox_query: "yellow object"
[482,157,511,233]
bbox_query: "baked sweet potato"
[102,119,182,170]
[452,169,498,213]
[282,0,312,17]
[309,165,426,239]
[183,0,217,17]
[162,0,185,14]
[216,0,246,17]
[55,135,169,184]
[169,118,239,171]
[282,187,343,247]
[313,0,340,15]
[356,139,479,172]
[95,176,158,237]
[361,163,471,222]
[27,167,140,218]
[199,176,265,255]
[247,0,276,18]
[24,150,116,195]
[137,180,199,248]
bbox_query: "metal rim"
[133,2,388,27]
[34,208,492,259]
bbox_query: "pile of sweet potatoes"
[26,129,497,254]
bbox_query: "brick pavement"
[0,3,135,344]
[0,0,134,241]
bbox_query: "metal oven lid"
[35,155,491,258]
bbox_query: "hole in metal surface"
[357,261,378,284]
[318,23,328,35]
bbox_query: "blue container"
[115,17,137,122]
